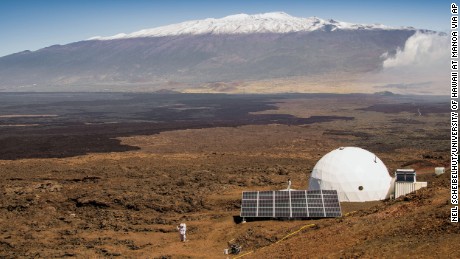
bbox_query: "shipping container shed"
[394,169,427,199]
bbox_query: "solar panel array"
[240,190,342,218]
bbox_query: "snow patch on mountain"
[90,12,411,40]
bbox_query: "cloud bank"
[383,32,449,69]
[371,31,450,95]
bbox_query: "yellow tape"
[232,251,253,259]
[276,223,316,243]
[232,223,316,258]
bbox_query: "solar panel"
[240,190,342,218]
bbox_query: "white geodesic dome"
[308,147,392,202]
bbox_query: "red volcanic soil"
[0,93,455,258]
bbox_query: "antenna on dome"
[374,155,377,163]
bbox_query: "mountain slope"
[0,13,418,91]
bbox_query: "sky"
[0,0,453,57]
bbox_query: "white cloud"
[383,31,449,69]
[369,31,450,95]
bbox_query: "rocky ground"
[0,93,455,258]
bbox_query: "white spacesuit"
[177,223,187,242]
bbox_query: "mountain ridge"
[89,12,415,40]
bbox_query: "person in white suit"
[177,223,187,242]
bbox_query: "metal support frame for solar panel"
[240,190,341,219]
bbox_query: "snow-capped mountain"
[90,12,408,40]
[0,12,420,92]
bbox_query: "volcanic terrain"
[0,93,455,258]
